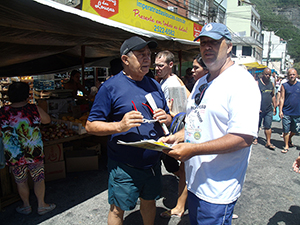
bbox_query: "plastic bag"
[0,137,5,169]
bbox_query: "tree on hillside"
[251,0,300,62]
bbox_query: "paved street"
[1,121,300,225]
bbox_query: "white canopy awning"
[0,0,200,76]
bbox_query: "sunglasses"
[195,83,208,105]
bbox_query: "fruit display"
[40,123,76,141]
[61,112,89,126]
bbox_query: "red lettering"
[133,9,139,17]
[132,9,155,23]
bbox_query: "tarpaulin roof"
[243,62,267,70]
[0,0,200,77]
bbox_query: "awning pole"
[178,50,182,77]
[81,45,85,86]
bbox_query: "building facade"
[262,31,293,74]
[226,0,263,65]
[146,0,226,24]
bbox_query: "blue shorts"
[259,110,273,129]
[282,115,300,134]
[107,158,162,211]
[188,191,237,225]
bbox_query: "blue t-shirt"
[88,71,169,169]
[282,81,300,116]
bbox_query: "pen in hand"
[131,100,142,139]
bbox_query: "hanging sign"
[82,0,203,41]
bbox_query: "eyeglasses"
[131,101,156,123]
[153,63,165,68]
[195,83,208,105]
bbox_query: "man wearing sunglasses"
[86,36,172,225]
[160,23,261,224]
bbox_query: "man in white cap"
[160,23,261,224]
[86,36,172,225]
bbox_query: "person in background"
[183,67,195,92]
[252,68,276,149]
[155,50,183,117]
[64,70,90,100]
[109,58,123,76]
[0,82,56,215]
[85,36,172,225]
[292,153,300,173]
[279,68,300,153]
[155,51,182,103]
[191,54,208,81]
[154,50,188,219]
[270,71,276,87]
[160,23,261,224]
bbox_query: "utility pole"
[266,31,271,67]
[208,0,216,23]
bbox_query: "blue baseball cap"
[194,23,231,41]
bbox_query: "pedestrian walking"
[253,67,277,149]
[279,68,300,153]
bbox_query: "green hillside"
[251,0,300,62]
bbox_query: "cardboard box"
[65,150,98,173]
[73,141,101,155]
[44,144,64,163]
[44,161,66,182]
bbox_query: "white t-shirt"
[185,64,261,204]
[160,75,181,101]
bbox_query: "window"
[242,46,252,56]
[232,46,237,56]
[189,0,204,16]
[168,6,178,13]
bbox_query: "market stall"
[243,62,268,79]
[0,0,202,209]
[0,0,200,77]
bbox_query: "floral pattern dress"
[0,104,44,166]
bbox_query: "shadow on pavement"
[0,157,109,225]
[267,205,300,225]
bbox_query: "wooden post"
[178,50,182,77]
[81,45,85,86]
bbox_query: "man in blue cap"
[86,36,172,225]
[160,23,261,224]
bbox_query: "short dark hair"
[70,70,80,78]
[8,82,29,103]
[194,54,207,70]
